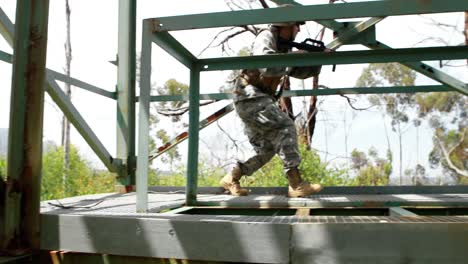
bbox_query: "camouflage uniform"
[234,26,320,176]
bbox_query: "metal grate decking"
[40,190,468,263]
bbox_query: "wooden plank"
[41,214,290,264]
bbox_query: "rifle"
[278,38,336,72]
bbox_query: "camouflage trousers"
[234,96,301,176]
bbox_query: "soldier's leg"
[256,101,322,197]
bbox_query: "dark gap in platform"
[405,207,468,216]
[179,208,296,216]
[176,207,391,216]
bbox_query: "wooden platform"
[40,187,468,264]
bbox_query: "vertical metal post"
[136,21,152,213]
[186,66,200,206]
[1,0,50,253]
[116,0,136,191]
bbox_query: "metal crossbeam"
[271,0,468,95]
[0,7,14,46]
[367,43,468,95]
[152,31,196,68]
[0,49,116,99]
[198,46,468,71]
[149,0,468,31]
[0,9,117,171]
[145,84,456,102]
[45,73,117,172]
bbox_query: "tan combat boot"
[287,168,323,197]
[220,165,249,196]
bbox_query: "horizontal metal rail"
[148,0,468,31]
[142,84,457,102]
[198,46,468,71]
[0,50,116,99]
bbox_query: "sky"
[0,0,466,184]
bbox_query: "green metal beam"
[116,0,137,188]
[145,84,456,102]
[136,21,153,213]
[150,0,468,31]
[198,46,468,71]
[271,0,468,95]
[186,67,201,206]
[0,49,12,62]
[0,8,118,174]
[47,69,116,99]
[0,7,14,46]
[2,0,50,253]
[152,31,196,68]
[45,74,117,172]
[367,43,468,95]
[0,50,116,99]
[326,17,383,49]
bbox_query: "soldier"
[220,15,325,197]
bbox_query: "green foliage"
[350,147,392,186]
[156,78,189,116]
[414,91,467,181]
[150,78,190,170]
[356,63,416,87]
[0,156,6,181]
[41,145,115,200]
[149,144,352,187]
[244,144,353,187]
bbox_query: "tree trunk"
[398,123,403,185]
[62,0,72,192]
[465,11,467,63]
[307,77,319,147]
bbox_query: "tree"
[149,79,189,170]
[416,92,468,183]
[350,147,392,186]
[356,63,417,185]
[41,145,114,200]
[61,0,72,191]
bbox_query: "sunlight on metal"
[116,0,137,187]
[136,21,153,213]
[326,17,383,49]
[150,0,468,31]
[186,68,201,206]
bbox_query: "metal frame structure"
[137,0,468,211]
[0,0,467,259]
[0,0,136,256]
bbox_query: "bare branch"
[156,100,217,117]
[318,85,376,111]
[436,129,468,177]
[216,121,241,154]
